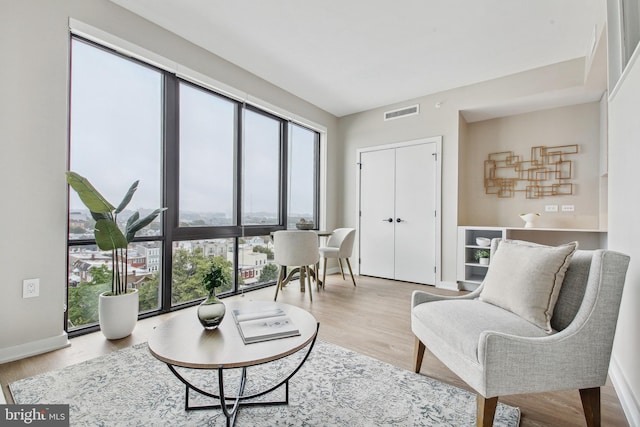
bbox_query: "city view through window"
[67,37,319,333]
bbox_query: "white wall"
[0,0,71,361]
[0,0,338,362]
[608,49,640,426]
[460,102,602,229]
[337,58,591,287]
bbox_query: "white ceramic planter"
[99,289,139,340]
[479,257,490,265]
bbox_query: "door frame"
[356,136,443,286]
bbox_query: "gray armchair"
[411,242,630,426]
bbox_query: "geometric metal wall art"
[484,144,578,198]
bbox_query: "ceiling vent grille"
[384,104,419,121]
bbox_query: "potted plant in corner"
[474,249,490,265]
[197,257,232,329]
[66,172,166,339]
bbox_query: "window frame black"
[66,35,321,337]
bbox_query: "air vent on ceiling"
[384,104,419,121]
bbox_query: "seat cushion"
[479,239,577,333]
[412,300,549,362]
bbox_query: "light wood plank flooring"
[0,274,628,426]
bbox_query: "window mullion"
[162,73,179,311]
[236,102,244,231]
[281,121,289,228]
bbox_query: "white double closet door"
[358,138,440,285]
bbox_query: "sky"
[69,39,315,220]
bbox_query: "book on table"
[232,306,300,344]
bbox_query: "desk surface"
[148,300,318,369]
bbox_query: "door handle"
[382,218,393,222]
[396,218,404,223]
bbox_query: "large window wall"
[67,37,320,334]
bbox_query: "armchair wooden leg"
[579,387,601,427]
[413,337,425,373]
[322,257,328,288]
[345,258,357,286]
[274,267,285,301]
[338,258,345,280]
[477,395,498,427]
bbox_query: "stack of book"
[232,306,300,344]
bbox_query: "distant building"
[238,266,256,283]
[121,248,144,269]
[69,258,111,285]
[69,210,88,222]
[135,243,161,273]
[173,239,231,257]
[68,246,160,287]
[231,246,269,285]
[127,268,155,289]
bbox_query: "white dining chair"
[273,230,320,301]
[319,228,357,287]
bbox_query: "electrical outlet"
[561,205,575,212]
[545,205,558,212]
[23,278,39,298]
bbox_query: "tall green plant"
[66,171,166,296]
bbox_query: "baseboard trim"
[325,267,342,275]
[610,355,640,427]
[0,333,70,364]
[436,281,459,291]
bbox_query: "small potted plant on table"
[197,257,232,329]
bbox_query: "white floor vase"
[98,289,139,340]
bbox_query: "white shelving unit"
[457,227,505,289]
[457,226,608,290]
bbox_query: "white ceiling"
[109,0,604,117]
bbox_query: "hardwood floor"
[0,274,629,426]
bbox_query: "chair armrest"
[477,324,611,396]
[411,286,482,308]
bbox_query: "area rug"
[10,340,519,426]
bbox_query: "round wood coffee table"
[148,300,318,427]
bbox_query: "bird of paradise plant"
[66,171,166,295]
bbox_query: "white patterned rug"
[10,340,519,426]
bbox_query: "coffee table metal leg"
[218,366,246,427]
[166,323,319,425]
